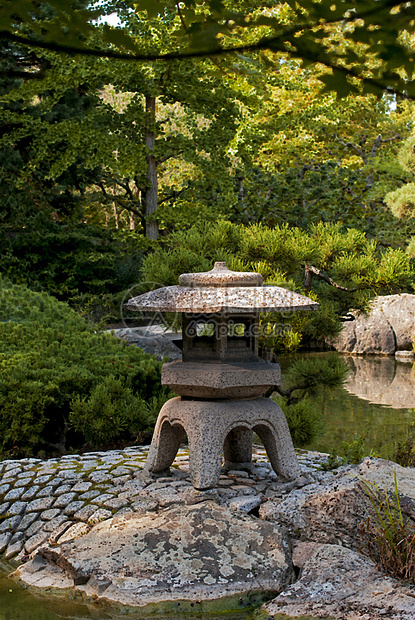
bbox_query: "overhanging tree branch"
[1,9,414,99]
[265,383,309,404]
[304,265,358,292]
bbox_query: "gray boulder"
[259,458,415,548]
[332,293,415,354]
[260,466,370,548]
[108,326,182,361]
[264,543,415,620]
[15,501,293,611]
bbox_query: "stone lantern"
[125,262,318,489]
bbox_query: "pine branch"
[304,265,358,292]
[265,383,309,405]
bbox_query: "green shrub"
[271,354,348,448]
[0,276,169,458]
[69,376,153,446]
[280,399,325,447]
[318,452,347,471]
[282,354,349,399]
[386,184,415,220]
[392,428,415,467]
[338,433,369,464]
[142,220,414,350]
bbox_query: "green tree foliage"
[3,3,415,244]
[384,132,415,253]
[0,276,170,458]
[387,183,415,220]
[1,1,415,98]
[0,221,152,322]
[386,135,415,218]
[140,220,415,349]
[0,2,101,229]
[228,59,415,246]
[0,12,242,238]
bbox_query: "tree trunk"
[144,94,159,240]
[112,187,119,230]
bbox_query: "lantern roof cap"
[179,262,263,287]
[125,262,319,314]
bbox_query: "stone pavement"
[0,444,327,564]
[5,448,415,618]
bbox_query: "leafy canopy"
[1,1,415,98]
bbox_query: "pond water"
[0,562,295,620]
[1,353,413,620]
[0,561,96,620]
[0,563,260,620]
[280,352,415,457]
[0,558,326,620]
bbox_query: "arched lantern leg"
[223,427,253,467]
[144,405,186,474]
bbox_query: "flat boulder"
[264,543,415,619]
[108,326,182,361]
[332,293,415,354]
[15,501,293,611]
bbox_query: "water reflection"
[278,353,415,455]
[344,355,415,409]
[0,563,262,620]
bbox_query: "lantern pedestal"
[143,396,300,490]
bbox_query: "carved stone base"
[143,397,300,489]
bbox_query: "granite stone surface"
[19,502,293,606]
[0,444,319,565]
[144,397,300,489]
[2,447,415,618]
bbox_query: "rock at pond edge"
[263,543,415,620]
[13,501,294,609]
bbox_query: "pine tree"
[0,276,169,458]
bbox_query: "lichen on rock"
[15,501,294,609]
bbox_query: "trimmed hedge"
[0,276,169,458]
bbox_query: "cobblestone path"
[0,445,328,563]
